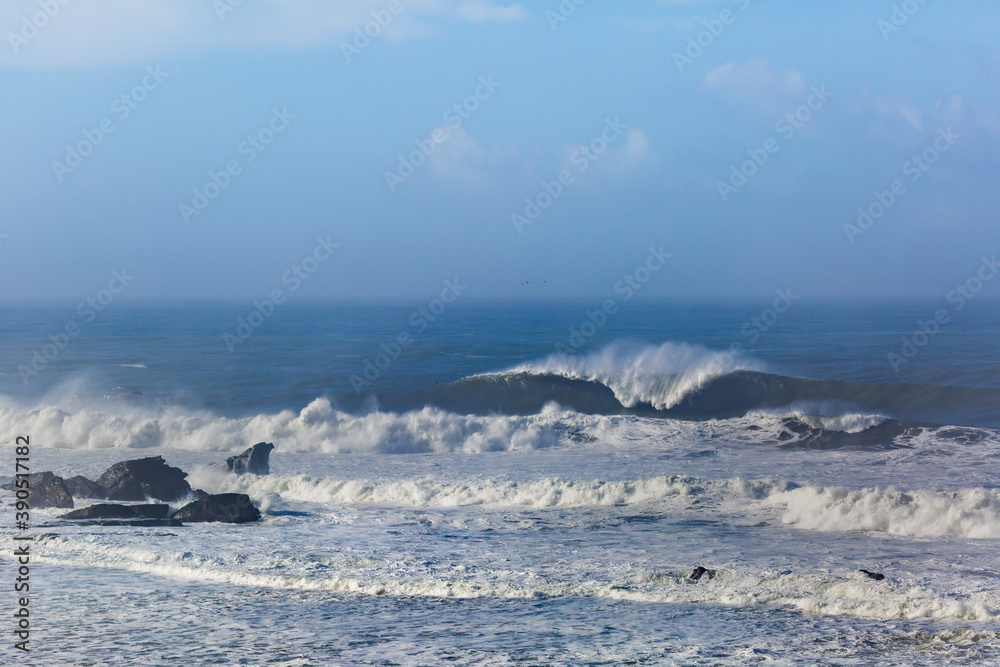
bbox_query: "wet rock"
[173,493,261,523]
[859,569,885,581]
[97,456,192,502]
[69,518,184,527]
[60,503,170,520]
[2,471,55,490]
[690,566,715,581]
[216,442,274,476]
[63,475,106,499]
[3,472,74,509]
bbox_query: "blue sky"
[1,0,998,301]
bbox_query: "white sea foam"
[770,485,1000,538]
[191,472,789,509]
[0,398,575,453]
[496,340,761,410]
[748,402,889,433]
[18,538,996,622]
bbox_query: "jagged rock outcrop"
[214,442,274,475]
[61,504,170,520]
[97,456,192,502]
[63,475,106,499]
[2,472,74,509]
[173,493,261,523]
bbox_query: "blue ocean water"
[2,300,999,664]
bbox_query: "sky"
[1,0,998,302]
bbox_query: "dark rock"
[690,566,715,581]
[3,472,74,509]
[97,456,192,502]
[63,475,106,499]
[68,518,184,527]
[2,471,56,490]
[173,493,261,523]
[217,442,275,475]
[60,503,170,521]
[859,569,885,581]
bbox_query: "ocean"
[2,300,999,665]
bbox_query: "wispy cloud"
[1,0,526,68]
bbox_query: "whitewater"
[2,302,1000,664]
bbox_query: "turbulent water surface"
[1,301,999,665]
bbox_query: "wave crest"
[496,340,761,410]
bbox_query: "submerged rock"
[97,456,192,502]
[3,472,74,509]
[859,569,885,581]
[216,442,275,476]
[173,493,261,523]
[63,475,106,499]
[60,504,170,520]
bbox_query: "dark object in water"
[690,566,715,581]
[97,456,192,502]
[859,569,885,581]
[173,493,261,523]
[60,503,170,520]
[217,442,275,476]
[2,472,74,508]
[63,475,106,499]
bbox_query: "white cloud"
[0,0,526,68]
[703,59,807,108]
[454,0,524,23]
